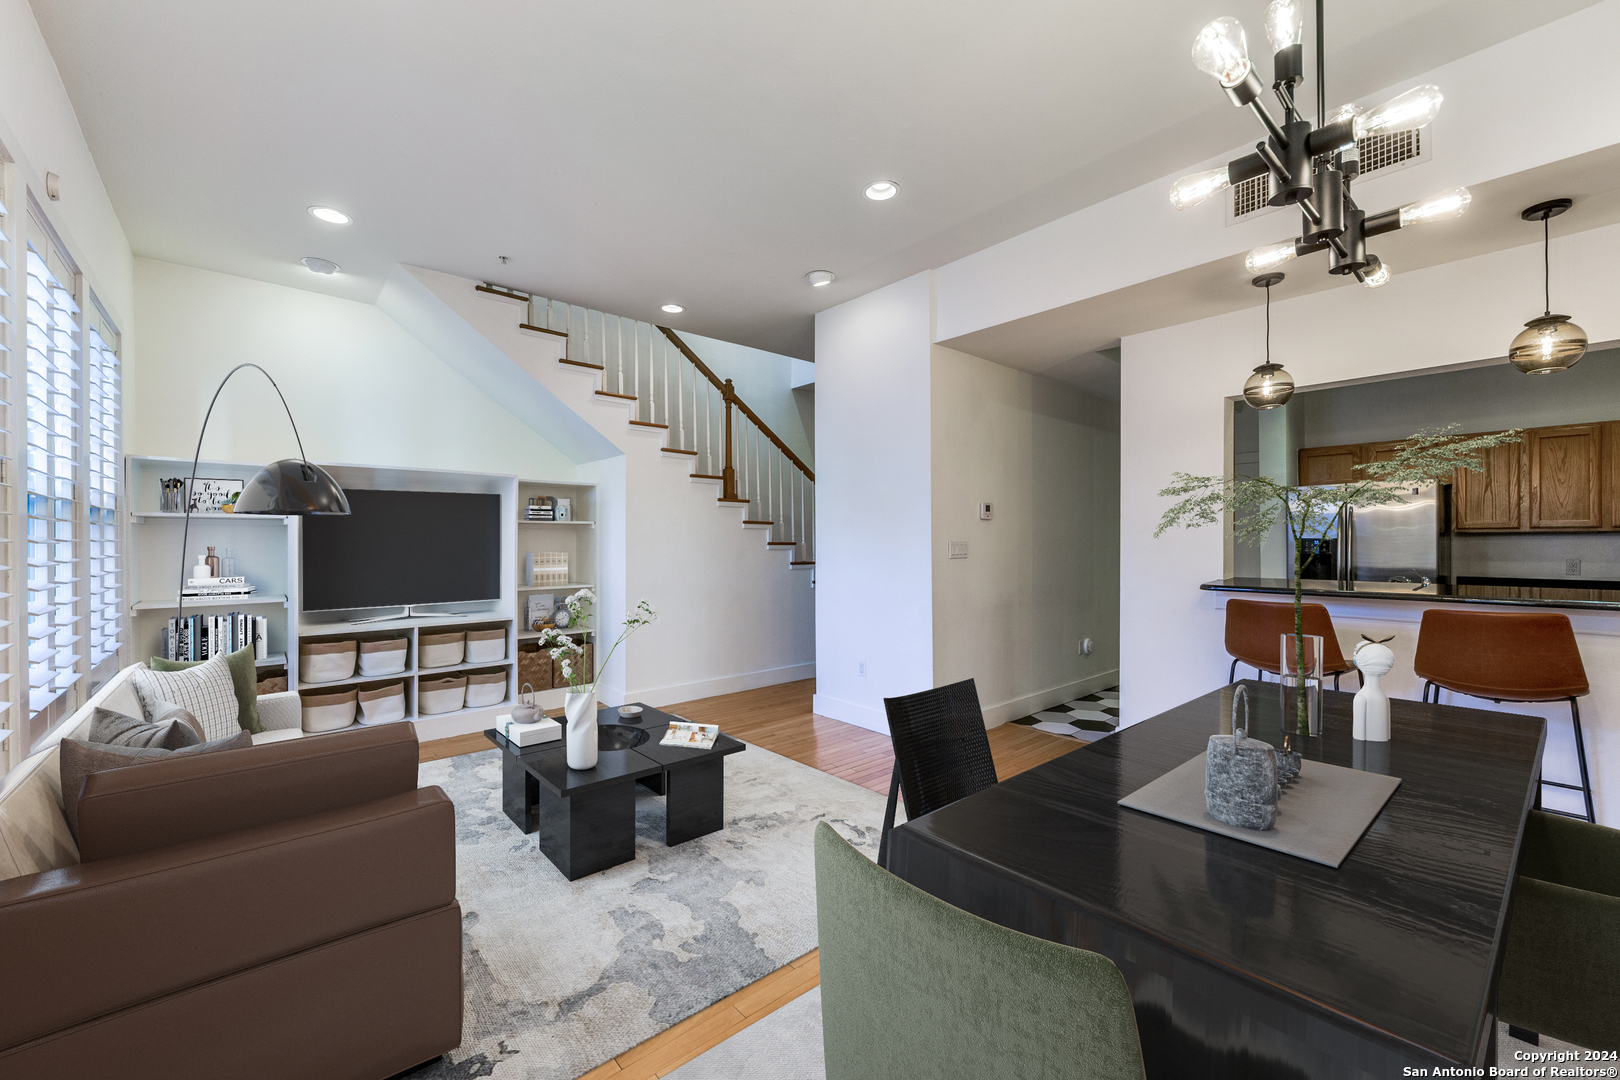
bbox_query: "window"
[23,215,84,719]
[0,175,14,762]
[84,302,121,669]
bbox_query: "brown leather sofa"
[0,723,462,1078]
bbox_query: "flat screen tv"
[301,489,502,612]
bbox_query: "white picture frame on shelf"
[526,593,555,631]
[555,498,571,522]
[187,477,244,514]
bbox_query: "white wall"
[678,331,814,467]
[127,259,578,480]
[1121,223,1620,824]
[931,345,1119,724]
[0,0,133,327]
[813,272,935,731]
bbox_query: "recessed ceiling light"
[308,206,351,225]
[301,257,340,275]
[805,270,836,287]
[662,304,685,314]
[864,181,899,201]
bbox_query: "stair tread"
[661,447,698,455]
[595,391,638,401]
[691,473,722,480]
[628,420,670,429]
[790,561,816,566]
[717,497,751,504]
[560,359,605,370]
[767,541,798,546]
[475,284,527,302]
[519,323,569,339]
[742,520,774,525]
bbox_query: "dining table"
[886,680,1546,1079]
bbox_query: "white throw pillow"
[129,655,240,741]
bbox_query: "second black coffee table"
[486,702,746,880]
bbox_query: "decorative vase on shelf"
[1279,633,1323,738]
[564,691,598,770]
[1352,637,1395,742]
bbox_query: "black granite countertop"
[1202,577,1620,611]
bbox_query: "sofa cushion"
[88,706,203,750]
[149,644,264,734]
[130,654,241,741]
[60,732,253,841]
[0,747,79,880]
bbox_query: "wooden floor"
[418,679,1075,1079]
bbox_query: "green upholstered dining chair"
[1498,810,1620,1051]
[814,822,1147,1080]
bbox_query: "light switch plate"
[948,540,969,559]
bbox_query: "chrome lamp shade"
[234,458,351,515]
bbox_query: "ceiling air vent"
[1226,127,1431,226]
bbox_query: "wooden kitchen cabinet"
[1298,443,1361,486]
[1607,422,1620,530]
[1452,438,1521,531]
[1530,423,1603,529]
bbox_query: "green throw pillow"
[150,644,263,734]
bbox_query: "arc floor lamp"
[175,364,349,629]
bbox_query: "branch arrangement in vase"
[535,590,659,697]
[1155,424,1521,736]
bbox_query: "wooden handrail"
[657,326,815,483]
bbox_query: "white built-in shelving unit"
[126,456,598,741]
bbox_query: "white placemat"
[1118,753,1401,868]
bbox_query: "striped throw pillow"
[129,655,241,742]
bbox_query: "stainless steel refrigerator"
[1335,484,1451,585]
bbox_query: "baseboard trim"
[631,662,816,709]
[811,693,890,734]
[980,670,1119,728]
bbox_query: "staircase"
[475,283,815,568]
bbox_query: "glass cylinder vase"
[1279,632,1323,737]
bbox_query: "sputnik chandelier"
[1170,0,1470,289]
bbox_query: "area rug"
[405,744,886,1079]
[665,986,825,1080]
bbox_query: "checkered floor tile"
[1011,687,1119,743]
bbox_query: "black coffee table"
[485,702,746,880]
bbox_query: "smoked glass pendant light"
[1243,273,1294,409]
[1509,199,1587,375]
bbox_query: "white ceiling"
[30,0,1605,359]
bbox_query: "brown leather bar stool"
[1413,609,1594,823]
[1224,598,1357,690]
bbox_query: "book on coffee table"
[660,722,720,749]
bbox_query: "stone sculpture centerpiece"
[1205,684,1279,831]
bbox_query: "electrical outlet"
[979,502,993,520]
[1567,558,1582,576]
[948,540,969,559]
[858,661,867,677]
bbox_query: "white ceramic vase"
[1352,640,1395,742]
[564,691,599,769]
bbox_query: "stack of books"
[181,575,257,599]
[162,613,271,662]
[525,496,557,522]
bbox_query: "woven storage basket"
[356,682,407,725]
[551,642,592,690]
[517,644,552,696]
[417,674,468,715]
[300,640,357,683]
[301,687,357,732]
[465,628,506,664]
[418,630,465,669]
[358,637,409,676]
[464,670,508,709]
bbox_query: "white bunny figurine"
[1353,636,1396,742]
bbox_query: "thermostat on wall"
[979,502,992,520]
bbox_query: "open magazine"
[660,721,720,749]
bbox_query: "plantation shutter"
[23,228,83,715]
[85,305,121,667]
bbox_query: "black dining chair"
[878,679,998,869]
